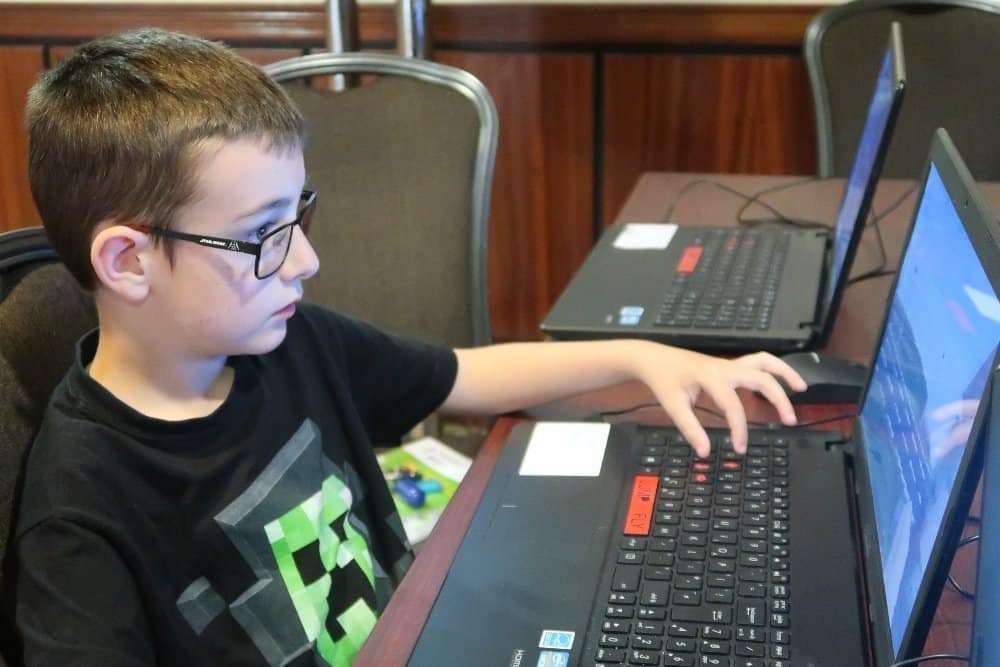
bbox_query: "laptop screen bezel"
[850,128,1000,665]
[971,368,1000,666]
[816,22,907,344]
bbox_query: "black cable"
[599,401,661,418]
[661,178,828,229]
[733,177,817,223]
[692,404,782,428]
[600,402,855,430]
[945,533,981,600]
[845,184,916,287]
[888,654,969,666]
[868,184,917,228]
[661,178,718,223]
[959,533,981,548]
[949,573,976,600]
[793,412,858,427]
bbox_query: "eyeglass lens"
[256,194,315,278]
[258,226,293,277]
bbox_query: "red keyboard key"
[624,475,659,536]
[676,246,703,273]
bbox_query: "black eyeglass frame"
[131,190,317,279]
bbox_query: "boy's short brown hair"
[26,28,306,290]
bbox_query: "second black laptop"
[542,24,906,354]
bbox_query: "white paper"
[518,422,610,477]
[403,437,472,483]
[612,223,678,250]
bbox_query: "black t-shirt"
[13,304,458,666]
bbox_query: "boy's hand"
[634,348,807,458]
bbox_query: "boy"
[11,29,805,666]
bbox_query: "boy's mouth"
[275,302,297,319]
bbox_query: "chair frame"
[263,52,499,347]
[0,227,55,276]
[804,0,1000,177]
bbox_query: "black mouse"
[777,351,869,404]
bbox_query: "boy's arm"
[17,518,155,666]
[440,340,807,457]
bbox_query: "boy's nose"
[280,226,320,281]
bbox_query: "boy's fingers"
[739,370,798,426]
[700,381,749,454]
[740,352,807,392]
[659,391,711,458]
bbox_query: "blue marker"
[394,477,426,508]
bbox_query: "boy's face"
[149,137,318,358]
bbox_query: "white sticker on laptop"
[518,422,610,477]
[613,223,678,250]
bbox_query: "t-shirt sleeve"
[16,518,156,666]
[303,307,459,444]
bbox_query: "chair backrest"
[0,227,96,598]
[263,53,498,347]
[805,0,1000,178]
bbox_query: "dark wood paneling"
[431,4,822,46]
[0,4,329,45]
[0,3,823,48]
[439,51,595,341]
[602,53,816,226]
[0,46,44,232]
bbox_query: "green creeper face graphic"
[176,420,405,667]
[265,474,377,665]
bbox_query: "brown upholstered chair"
[263,53,499,349]
[805,0,1000,179]
[0,226,97,664]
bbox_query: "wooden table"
[356,173,999,665]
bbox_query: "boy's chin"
[230,324,289,357]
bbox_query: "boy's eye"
[253,222,277,242]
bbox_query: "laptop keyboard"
[655,229,790,331]
[587,428,791,667]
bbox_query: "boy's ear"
[90,223,156,303]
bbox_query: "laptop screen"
[859,162,1000,654]
[824,42,901,310]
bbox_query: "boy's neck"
[87,322,235,422]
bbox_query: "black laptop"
[541,24,906,354]
[406,129,1000,667]
[971,368,1000,666]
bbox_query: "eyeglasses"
[131,190,317,279]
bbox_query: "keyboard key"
[668,623,697,637]
[629,649,659,665]
[641,582,670,606]
[666,638,696,652]
[635,620,664,635]
[633,635,662,650]
[702,626,730,639]
[612,565,641,591]
[701,640,731,655]
[671,605,732,625]
[595,647,625,663]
